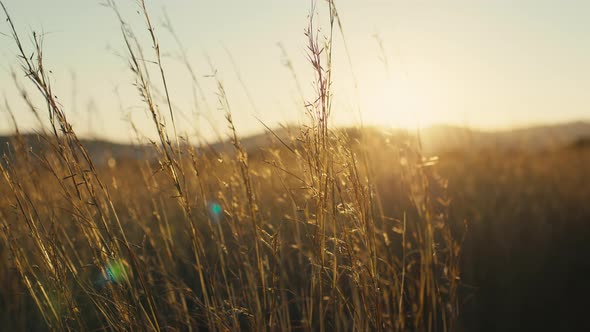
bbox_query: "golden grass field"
[1,1,589,331]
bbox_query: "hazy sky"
[1,0,589,142]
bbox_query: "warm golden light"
[362,75,429,129]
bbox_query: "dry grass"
[0,1,461,331]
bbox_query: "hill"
[1,121,589,164]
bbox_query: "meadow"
[1,1,589,331]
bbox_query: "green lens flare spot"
[208,202,223,224]
[211,203,222,215]
[104,259,128,283]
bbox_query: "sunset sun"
[362,75,429,129]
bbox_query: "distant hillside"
[1,121,589,164]
[210,121,590,154]
[0,134,150,166]
[418,121,590,153]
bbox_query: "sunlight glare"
[363,75,430,130]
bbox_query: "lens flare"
[208,202,223,224]
[96,259,129,287]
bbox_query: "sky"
[0,0,589,143]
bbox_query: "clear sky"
[1,0,589,142]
